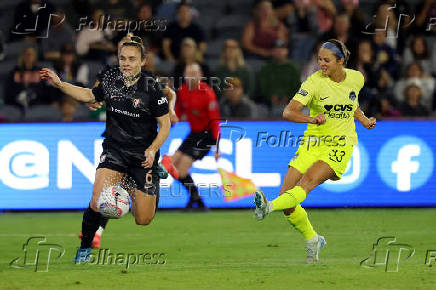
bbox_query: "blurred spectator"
[10,0,56,41]
[393,62,435,112]
[380,97,402,117]
[214,39,255,99]
[76,9,116,61]
[399,83,430,116]
[219,77,256,118]
[172,37,211,90]
[4,47,54,111]
[301,41,323,81]
[415,0,436,35]
[258,39,300,116]
[54,44,89,87]
[97,0,134,20]
[162,2,206,62]
[270,0,294,24]
[319,12,359,66]
[313,0,337,33]
[403,35,433,75]
[353,40,379,113]
[41,10,75,61]
[287,0,319,63]
[134,3,163,53]
[340,0,365,37]
[242,0,288,59]
[371,31,399,80]
[64,0,93,29]
[0,30,5,61]
[59,95,79,122]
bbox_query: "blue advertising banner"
[0,121,435,209]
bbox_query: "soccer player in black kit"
[40,39,171,263]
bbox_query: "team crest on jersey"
[100,154,106,163]
[297,89,308,96]
[133,98,141,108]
[349,91,356,101]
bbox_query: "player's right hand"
[40,68,62,88]
[87,102,104,111]
[311,114,326,126]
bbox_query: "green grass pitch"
[1,209,436,289]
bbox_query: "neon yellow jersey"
[293,68,364,145]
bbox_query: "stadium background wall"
[0,121,434,210]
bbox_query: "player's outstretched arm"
[141,113,171,168]
[354,106,376,129]
[283,99,326,125]
[40,68,96,103]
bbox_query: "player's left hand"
[142,148,156,168]
[87,102,104,111]
[365,117,376,129]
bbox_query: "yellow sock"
[285,204,316,240]
[271,186,307,211]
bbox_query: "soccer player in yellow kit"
[254,39,376,263]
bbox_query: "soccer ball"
[97,186,130,219]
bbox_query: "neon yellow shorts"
[289,143,353,179]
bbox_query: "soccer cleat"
[306,235,326,264]
[254,190,269,220]
[78,232,101,249]
[161,155,179,179]
[73,247,91,263]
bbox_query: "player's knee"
[135,216,154,226]
[298,175,314,191]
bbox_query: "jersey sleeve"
[292,75,317,106]
[206,88,220,140]
[149,79,169,117]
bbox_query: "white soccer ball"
[97,186,130,219]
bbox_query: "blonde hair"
[254,0,279,28]
[220,39,245,67]
[18,47,37,69]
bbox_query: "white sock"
[267,202,274,214]
[307,234,319,243]
[96,226,104,236]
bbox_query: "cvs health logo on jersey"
[323,104,353,119]
[377,136,434,192]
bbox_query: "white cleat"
[254,190,269,220]
[306,235,326,264]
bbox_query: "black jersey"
[92,66,169,151]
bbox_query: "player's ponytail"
[326,39,350,67]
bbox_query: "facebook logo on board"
[377,136,434,192]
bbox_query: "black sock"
[179,174,201,201]
[100,216,108,229]
[81,206,102,248]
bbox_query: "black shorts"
[97,140,160,197]
[178,131,216,161]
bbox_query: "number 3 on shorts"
[329,149,346,162]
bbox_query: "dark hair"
[411,35,429,59]
[326,38,351,66]
[176,1,191,11]
[120,38,146,60]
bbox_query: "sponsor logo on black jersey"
[157,97,168,105]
